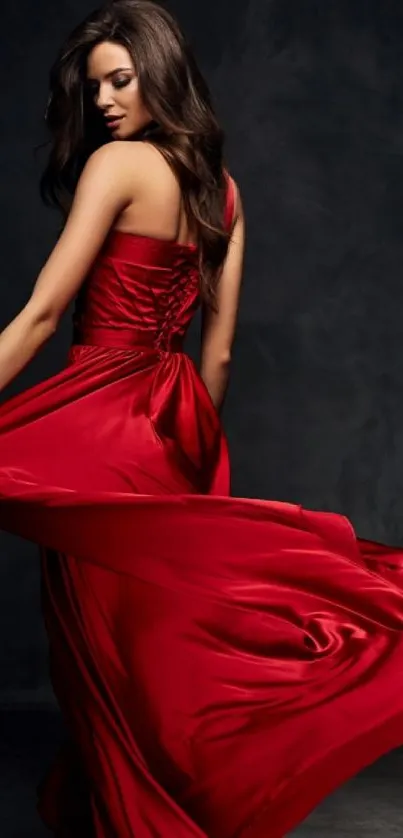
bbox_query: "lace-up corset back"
[72,174,235,352]
[72,231,200,352]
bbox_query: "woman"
[1,1,403,836]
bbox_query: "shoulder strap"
[223,173,236,233]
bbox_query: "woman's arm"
[0,141,134,393]
[200,181,245,413]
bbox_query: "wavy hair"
[40,0,232,306]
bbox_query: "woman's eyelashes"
[113,77,131,88]
[86,76,132,97]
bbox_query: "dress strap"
[224,173,236,233]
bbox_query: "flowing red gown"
[1,177,403,838]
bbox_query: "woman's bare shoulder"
[121,140,180,193]
[87,140,169,175]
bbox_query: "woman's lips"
[106,116,124,130]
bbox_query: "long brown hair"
[40,0,232,306]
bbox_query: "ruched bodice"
[72,231,201,352]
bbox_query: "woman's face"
[86,41,152,139]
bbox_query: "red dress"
[1,179,403,838]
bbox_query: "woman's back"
[111,141,201,247]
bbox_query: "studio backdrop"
[1,0,403,702]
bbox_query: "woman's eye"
[85,78,130,95]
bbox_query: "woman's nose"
[97,85,115,109]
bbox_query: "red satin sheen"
[1,177,403,837]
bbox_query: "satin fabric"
[1,178,403,837]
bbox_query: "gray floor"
[1,705,402,837]
[291,748,403,836]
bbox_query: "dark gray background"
[3,0,403,703]
[0,5,403,833]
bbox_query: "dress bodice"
[72,175,235,352]
[72,231,200,352]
